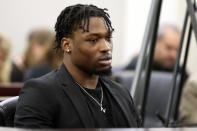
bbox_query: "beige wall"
[122,0,187,68]
[124,0,197,75]
[1,0,197,74]
[0,0,126,67]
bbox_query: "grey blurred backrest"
[113,71,181,127]
[0,96,18,127]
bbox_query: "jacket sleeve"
[14,79,57,128]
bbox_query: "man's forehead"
[75,17,112,35]
[80,17,106,25]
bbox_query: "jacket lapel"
[100,77,132,126]
[56,64,94,127]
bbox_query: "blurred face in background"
[25,29,55,68]
[29,40,50,65]
[154,27,181,68]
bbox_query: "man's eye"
[106,36,112,42]
[89,39,98,43]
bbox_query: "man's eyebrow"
[85,32,113,37]
[86,33,101,37]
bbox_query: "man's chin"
[94,66,112,76]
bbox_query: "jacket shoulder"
[15,70,59,128]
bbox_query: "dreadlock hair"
[54,4,114,50]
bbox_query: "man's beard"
[77,65,112,76]
[93,66,112,76]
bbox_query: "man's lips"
[98,56,112,65]
[98,59,112,65]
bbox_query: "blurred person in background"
[179,73,197,122]
[24,37,63,80]
[11,28,63,82]
[0,33,12,84]
[125,24,181,72]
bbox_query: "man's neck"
[63,61,99,89]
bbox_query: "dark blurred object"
[0,83,22,96]
[113,71,181,127]
[126,56,183,72]
[124,56,188,82]
[0,96,18,127]
[10,63,24,82]
[24,64,51,81]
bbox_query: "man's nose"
[99,39,112,52]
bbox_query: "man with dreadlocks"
[14,4,141,128]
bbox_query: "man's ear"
[61,37,72,53]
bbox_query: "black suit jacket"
[14,63,141,128]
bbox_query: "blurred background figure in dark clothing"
[11,28,63,82]
[125,24,181,72]
[23,28,63,81]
